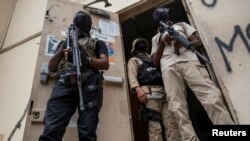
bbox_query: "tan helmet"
[131,38,149,55]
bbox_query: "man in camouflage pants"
[127,38,182,141]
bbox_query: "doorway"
[121,1,213,141]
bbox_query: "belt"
[57,73,77,84]
[57,75,65,84]
[147,92,165,99]
[57,75,99,92]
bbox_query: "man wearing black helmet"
[39,11,109,141]
[127,38,181,141]
[151,8,234,141]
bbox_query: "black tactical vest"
[136,56,163,86]
[56,38,98,80]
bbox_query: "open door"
[121,1,214,141]
[182,0,250,124]
[23,0,133,141]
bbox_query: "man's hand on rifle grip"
[160,32,172,45]
[63,48,72,61]
[173,40,182,49]
[63,48,72,53]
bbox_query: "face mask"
[73,11,92,33]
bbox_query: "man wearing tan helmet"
[127,38,181,141]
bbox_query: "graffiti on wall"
[214,23,250,72]
[201,0,217,7]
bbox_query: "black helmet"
[73,11,92,33]
[153,8,170,22]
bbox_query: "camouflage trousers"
[162,61,234,141]
[146,98,182,141]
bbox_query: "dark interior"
[121,1,212,141]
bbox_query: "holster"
[80,74,104,111]
[96,75,104,111]
[138,105,162,123]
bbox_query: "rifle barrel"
[70,25,85,111]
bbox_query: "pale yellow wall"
[0,0,47,140]
[2,0,46,48]
[0,134,3,141]
[0,37,40,141]
[185,0,250,123]
[0,0,16,47]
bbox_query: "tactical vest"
[57,38,98,77]
[136,56,163,86]
[78,37,97,58]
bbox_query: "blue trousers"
[39,76,101,141]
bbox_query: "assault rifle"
[66,24,85,111]
[158,21,211,64]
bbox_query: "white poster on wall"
[99,19,120,36]
[45,35,60,56]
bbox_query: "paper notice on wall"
[92,32,115,43]
[45,35,60,56]
[99,19,120,37]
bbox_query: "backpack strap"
[134,54,152,63]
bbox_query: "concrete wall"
[0,0,47,141]
[185,0,250,123]
[2,0,46,48]
[0,0,16,47]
